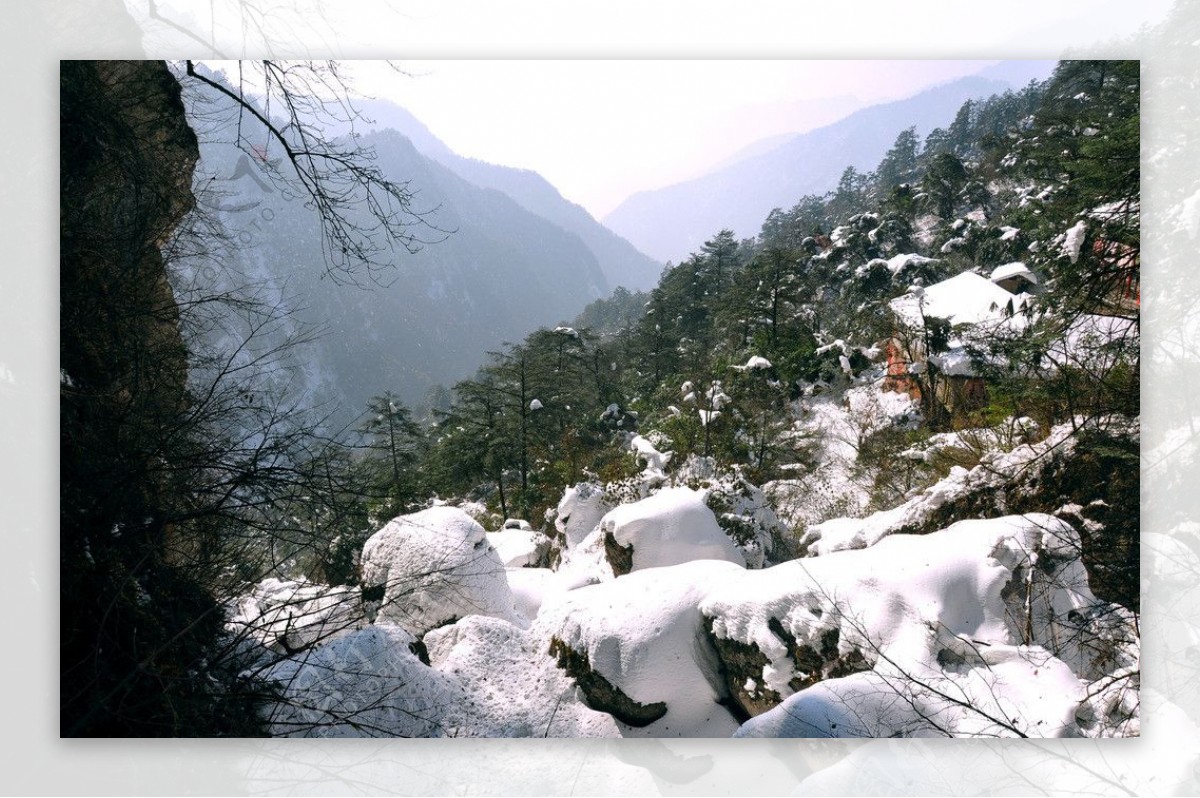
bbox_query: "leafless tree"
[180,59,448,287]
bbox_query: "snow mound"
[424,615,619,737]
[504,566,560,623]
[534,560,746,736]
[229,578,363,654]
[598,486,746,572]
[262,615,622,738]
[360,506,516,634]
[735,646,1082,738]
[706,514,1134,737]
[487,525,548,567]
[262,623,457,737]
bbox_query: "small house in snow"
[883,270,1035,415]
[989,262,1039,294]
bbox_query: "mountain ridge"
[352,98,664,291]
[602,73,1042,263]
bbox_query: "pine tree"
[357,392,424,517]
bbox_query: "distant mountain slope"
[602,76,1018,263]
[185,88,613,420]
[355,99,663,291]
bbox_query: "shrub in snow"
[629,433,672,480]
[800,418,1139,616]
[360,506,516,635]
[1061,219,1088,263]
[766,383,918,534]
[454,499,503,531]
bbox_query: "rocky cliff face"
[60,61,241,736]
[60,60,197,424]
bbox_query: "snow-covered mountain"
[183,81,643,419]
[352,99,663,291]
[604,68,1054,263]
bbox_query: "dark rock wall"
[60,61,252,736]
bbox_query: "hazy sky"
[344,60,1008,219]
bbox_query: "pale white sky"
[344,60,1005,219]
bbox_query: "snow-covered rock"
[534,559,746,736]
[261,623,457,737]
[708,513,1135,737]
[735,646,1083,738]
[360,506,516,634]
[597,486,746,574]
[424,615,619,737]
[229,578,363,654]
[554,481,613,551]
[487,525,549,568]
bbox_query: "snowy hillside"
[229,400,1138,738]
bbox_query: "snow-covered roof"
[989,262,1038,286]
[890,271,1033,330]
